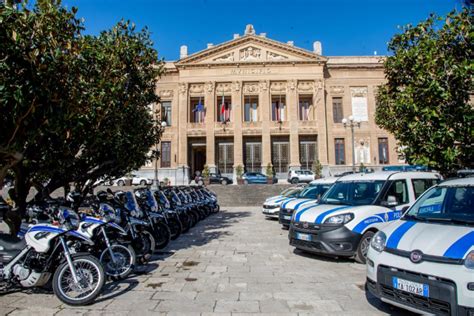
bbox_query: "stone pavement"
[0,207,411,315]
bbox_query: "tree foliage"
[375,8,473,175]
[0,0,163,227]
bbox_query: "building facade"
[140,25,402,184]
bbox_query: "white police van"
[262,186,304,219]
[278,177,337,228]
[366,177,474,315]
[289,171,440,263]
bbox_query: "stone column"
[177,82,190,183]
[287,79,300,170]
[260,80,271,172]
[204,81,216,173]
[315,78,328,165]
[232,81,243,183]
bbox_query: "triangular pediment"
[176,35,326,67]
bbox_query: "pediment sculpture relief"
[213,53,234,62]
[158,90,174,98]
[297,81,314,93]
[189,83,204,94]
[240,46,261,61]
[330,86,345,95]
[267,51,288,61]
[243,82,259,94]
[270,81,287,93]
[216,83,232,93]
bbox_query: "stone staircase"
[208,184,292,207]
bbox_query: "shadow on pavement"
[151,209,252,262]
[292,248,355,263]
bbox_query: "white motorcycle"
[75,202,136,280]
[0,209,105,306]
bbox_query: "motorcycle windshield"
[124,191,140,212]
[145,190,159,212]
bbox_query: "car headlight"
[465,250,474,269]
[370,231,387,253]
[324,213,354,224]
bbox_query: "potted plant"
[235,165,244,185]
[312,160,323,179]
[359,162,366,173]
[265,163,274,184]
[202,165,210,185]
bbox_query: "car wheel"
[355,230,375,264]
[291,178,299,184]
[244,180,249,185]
[117,180,125,186]
[140,180,147,186]
[221,179,227,185]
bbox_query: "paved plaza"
[0,207,410,315]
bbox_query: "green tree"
[0,1,163,232]
[375,9,473,176]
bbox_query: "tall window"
[189,97,205,123]
[245,142,262,172]
[271,95,286,121]
[217,142,234,174]
[378,138,389,164]
[244,96,258,122]
[300,141,317,170]
[216,95,232,122]
[272,141,289,173]
[161,101,172,126]
[161,142,171,168]
[332,97,343,123]
[335,138,345,165]
[299,95,313,121]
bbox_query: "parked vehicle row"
[263,171,474,314]
[0,186,219,306]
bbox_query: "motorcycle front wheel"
[154,222,171,249]
[167,217,182,240]
[134,229,156,263]
[100,244,136,280]
[53,254,105,306]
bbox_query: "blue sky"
[62,0,462,61]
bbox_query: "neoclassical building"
[140,25,402,184]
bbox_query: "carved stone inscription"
[230,68,271,75]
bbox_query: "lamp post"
[342,115,361,171]
[155,120,167,189]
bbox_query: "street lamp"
[155,120,167,189]
[342,115,361,171]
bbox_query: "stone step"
[208,184,293,207]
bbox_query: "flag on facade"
[220,92,226,122]
[193,97,205,122]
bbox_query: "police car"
[366,177,474,315]
[278,177,337,229]
[289,172,440,263]
[262,186,304,219]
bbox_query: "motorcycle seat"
[0,233,26,251]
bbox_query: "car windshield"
[404,185,474,226]
[297,184,331,200]
[320,181,385,206]
[281,188,298,196]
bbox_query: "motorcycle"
[134,189,171,250]
[0,208,105,306]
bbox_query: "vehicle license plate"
[296,233,311,241]
[283,215,291,220]
[392,277,429,297]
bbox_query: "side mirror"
[382,195,398,207]
[107,188,113,194]
[401,205,410,213]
